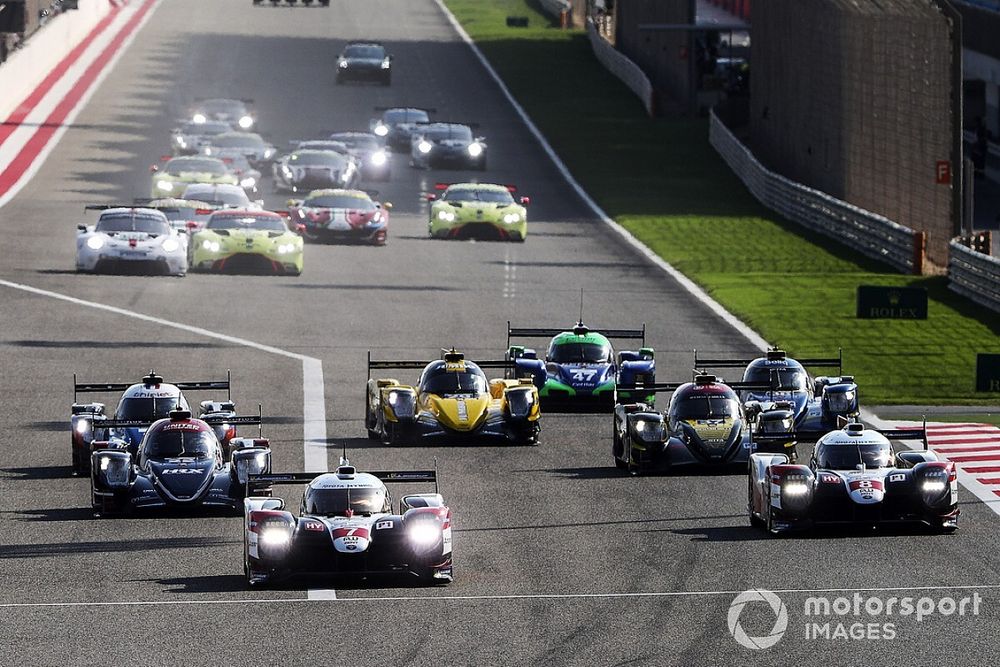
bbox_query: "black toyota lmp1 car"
[410,122,487,171]
[89,408,269,515]
[336,42,392,85]
[242,458,453,586]
[749,423,959,534]
[612,374,772,474]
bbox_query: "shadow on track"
[455,514,743,534]
[1,465,73,479]
[155,574,248,594]
[0,536,239,558]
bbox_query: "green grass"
[444,0,1000,405]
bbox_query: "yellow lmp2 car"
[190,209,303,275]
[365,350,540,445]
[150,155,239,199]
[426,183,529,241]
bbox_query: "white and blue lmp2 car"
[76,206,188,276]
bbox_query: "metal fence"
[710,110,925,274]
[586,17,654,116]
[949,241,1000,313]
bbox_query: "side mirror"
[77,224,87,232]
[382,202,393,210]
[185,220,200,231]
[519,196,530,206]
[149,164,159,173]
[426,194,437,201]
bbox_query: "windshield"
[181,121,229,135]
[745,367,808,391]
[117,396,181,420]
[199,99,245,115]
[207,214,287,232]
[305,487,387,516]
[424,126,473,142]
[443,189,513,204]
[816,443,893,470]
[96,214,170,235]
[159,207,210,221]
[305,195,374,211]
[421,370,488,395]
[212,134,264,149]
[330,134,378,151]
[384,109,429,124]
[145,429,215,459]
[299,142,346,153]
[290,152,345,167]
[344,45,385,59]
[165,158,227,175]
[549,342,610,364]
[183,186,248,206]
[673,396,740,420]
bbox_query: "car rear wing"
[84,204,179,214]
[91,414,261,430]
[367,351,511,378]
[693,348,843,374]
[413,120,480,129]
[616,380,774,394]
[247,468,438,494]
[133,198,228,208]
[507,321,645,347]
[374,106,436,113]
[73,370,232,402]
[752,421,929,450]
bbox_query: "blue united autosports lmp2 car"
[506,322,654,411]
[693,348,860,438]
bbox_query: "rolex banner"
[856,285,928,320]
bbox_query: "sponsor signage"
[856,286,927,320]
[976,354,1000,393]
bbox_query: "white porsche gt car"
[76,206,188,276]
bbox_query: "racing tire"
[614,456,627,471]
[748,478,765,529]
[763,487,781,536]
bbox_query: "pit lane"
[0,0,998,664]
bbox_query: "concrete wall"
[615,0,695,113]
[749,0,958,266]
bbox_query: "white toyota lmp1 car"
[76,206,188,276]
[243,458,453,587]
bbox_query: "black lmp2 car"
[612,374,772,474]
[370,107,435,152]
[410,122,486,171]
[336,42,392,85]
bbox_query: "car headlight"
[276,243,296,255]
[264,148,275,159]
[503,213,520,224]
[338,59,349,69]
[161,238,180,253]
[381,58,391,70]
[467,142,483,157]
[259,528,291,547]
[157,179,173,192]
[783,482,809,496]
[238,115,254,129]
[192,113,207,124]
[437,210,455,222]
[202,239,221,252]
[418,140,433,154]
[234,450,269,484]
[374,124,389,137]
[922,480,947,493]
[203,147,213,156]
[75,420,90,434]
[408,521,440,546]
[371,150,387,166]
[176,137,187,148]
[281,165,293,177]
[86,236,105,250]
[240,177,256,188]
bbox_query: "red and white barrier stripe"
[0,0,158,209]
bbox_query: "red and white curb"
[0,0,160,209]
[895,420,1000,513]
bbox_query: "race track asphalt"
[0,1,997,665]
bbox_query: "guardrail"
[709,110,925,274]
[539,0,571,25]
[586,18,654,117]
[949,240,1000,313]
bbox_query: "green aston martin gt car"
[190,209,303,275]
[150,155,238,199]
[427,182,529,241]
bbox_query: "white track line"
[0,279,332,597]
[2,583,999,609]
[431,0,769,352]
